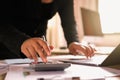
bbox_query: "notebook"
[60,43,120,67]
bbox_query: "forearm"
[58,0,79,46]
[0,24,30,54]
[63,23,80,46]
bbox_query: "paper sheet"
[4,64,120,80]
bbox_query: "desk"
[0,73,6,80]
[2,55,120,80]
[4,64,120,80]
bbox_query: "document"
[4,63,120,80]
[0,63,9,75]
[3,55,120,80]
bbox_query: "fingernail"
[43,58,47,63]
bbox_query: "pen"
[41,35,47,42]
[41,35,49,64]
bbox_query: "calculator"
[29,61,71,71]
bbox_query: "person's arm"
[57,0,95,58]
[0,1,30,56]
[0,1,53,63]
[0,24,30,55]
[57,0,79,46]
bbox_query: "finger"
[70,48,78,55]
[33,44,47,63]
[84,46,92,58]
[78,43,94,58]
[37,39,51,56]
[85,45,96,58]
[42,44,51,56]
[88,45,95,57]
[49,45,54,50]
[27,46,38,62]
[37,49,47,63]
[89,43,96,51]
[77,45,88,56]
[76,44,91,58]
[81,46,90,58]
[69,44,86,55]
[21,48,32,59]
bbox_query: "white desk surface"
[3,55,120,80]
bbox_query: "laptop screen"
[81,8,103,36]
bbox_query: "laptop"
[81,8,103,36]
[60,43,120,67]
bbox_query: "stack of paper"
[0,63,9,80]
[0,63,9,75]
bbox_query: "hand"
[68,42,95,58]
[21,37,54,63]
